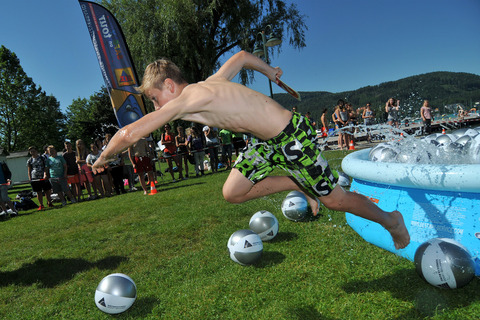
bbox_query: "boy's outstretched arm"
[92,82,208,173]
[92,106,176,173]
[209,50,282,82]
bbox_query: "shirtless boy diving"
[93,51,410,250]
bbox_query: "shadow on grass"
[158,181,206,193]
[287,305,336,320]
[269,232,298,243]
[120,296,158,317]
[342,268,480,318]
[0,256,128,288]
[254,251,286,268]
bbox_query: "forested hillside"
[273,71,480,123]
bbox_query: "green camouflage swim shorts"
[233,113,339,197]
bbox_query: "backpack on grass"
[14,198,38,211]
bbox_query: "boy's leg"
[223,168,301,203]
[69,180,78,200]
[183,156,189,177]
[101,175,111,196]
[45,189,53,206]
[0,201,7,213]
[138,172,148,194]
[319,185,410,249]
[166,158,175,179]
[36,191,44,207]
[58,192,66,205]
[6,200,18,214]
[147,171,155,187]
[223,170,409,249]
[175,155,183,179]
[94,176,104,197]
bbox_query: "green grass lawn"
[0,150,478,319]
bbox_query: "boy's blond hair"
[137,58,186,94]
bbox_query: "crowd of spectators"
[2,124,245,217]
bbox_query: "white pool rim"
[341,149,480,193]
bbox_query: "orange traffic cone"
[148,181,157,195]
[442,128,446,134]
[348,140,355,150]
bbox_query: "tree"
[0,45,65,152]
[16,91,66,151]
[65,87,119,145]
[0,45,31,152]
[100,0,307,83]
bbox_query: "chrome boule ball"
[436,134,453,145]
[454,135,472,146]
[95,273,137,314]
[281,191,308,222]
[227,229,263,265]
[464,129,479,137]
[451,128,468,138]
[444,142,464,154]
[369,145,385,161]
[378,147,398,162]
[414,238,475,289]
[249,210,279,241]
[396,151,420,163]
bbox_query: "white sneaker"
[0,211,6,217]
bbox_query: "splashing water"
[319,124,480,165]
[368,126,480,165]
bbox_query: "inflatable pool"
[341,149,480,275]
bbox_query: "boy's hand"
[92,156,110,174]
[272,66,282,81]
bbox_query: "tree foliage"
[17,92,66,151]
[0,45,65,153]
[99,0,307,83]
[65,87,119,146]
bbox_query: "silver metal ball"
[249,210,279,241]
[281,191,308,222]
[415,238,475,289]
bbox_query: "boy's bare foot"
[303,193,321,216]
[386,210,410,249]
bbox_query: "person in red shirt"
[161,123,184,181]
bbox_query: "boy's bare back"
[177,79,292,140]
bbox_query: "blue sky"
[1,0,479,111]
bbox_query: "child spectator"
[27,146,53,210]
[46,145,76,206]
[218,128,233,169]
[128,137,155,195]
[161,123,183,181]
[63,141,82,202]
[86,143,111,198]
[189,127,206,177]
[175,126,190,179]
[76,139,97,200]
